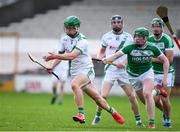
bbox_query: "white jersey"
[102,31,133,72]
[57,33,93,77]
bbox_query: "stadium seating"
[0,0,179,39]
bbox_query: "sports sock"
[163,114,167,120]
[108,107,114,114]
[78,107,84,114]
[152,89,160,96]
[149,119,155,125]
[96,111,101,117]
[135,114,141,121]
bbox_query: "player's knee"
[143,91,152,99]
[127,92,136,101]
[71,83,79,91]
[102,96,107,100]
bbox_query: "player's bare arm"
[46,59,61,74]
[102,51,124,64]
[116,59,127,69]
[165,50,174,64]
[151,50,173,64]
[97,47,106,59]
[44,50,80,61]
[158,54,169,88]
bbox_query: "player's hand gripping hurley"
[156,6,180,49]
[27,53,59,80]
[92,58,118,67]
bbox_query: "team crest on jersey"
[109,45,117,50]
[130,50,153,56]
[156,42,164,49]
[116,36,119,40]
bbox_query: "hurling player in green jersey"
[92,15,142,127]
[102,27,169,129]
[147,18,174,128]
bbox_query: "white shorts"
[70,67,95,82]
[104,70,130,86]
[129,68,154,91]
[154,72,175,88]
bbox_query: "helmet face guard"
[111,15,123,32]
[134,27,149,46]
[64,16,80,37]
[151,18,164,36]
[151,18,164,27]
[111,15,123,21]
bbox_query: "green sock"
[78,107,84,114]
[149,119,155,125]
[108,107,114,114]
[135,115,141,121]
[155,89,160,95]
[96,111,101,117]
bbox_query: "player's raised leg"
[85,82,124,125]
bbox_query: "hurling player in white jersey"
[92,15,143,126]
[102,27,169,129]
[44,16,124,125]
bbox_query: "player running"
[44,16,124,125]
[147,18,174,128]
[50,60,69,105]
[92,15,143,126]
[102,27,169,129]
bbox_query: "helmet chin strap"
[66,26,79,38]
[67,32,78,38]
[154,32,160,36]
[136,40,147,48]
[113,27,122,33]
[153,31,163,39]
[137,43,147,48]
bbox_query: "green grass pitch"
[0,92,180,131]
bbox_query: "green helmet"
[134,27,149,37]
[151,18,164,27]
[64,16,81,27]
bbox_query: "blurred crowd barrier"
[0,38,180,95]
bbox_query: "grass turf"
[0,92,180,131]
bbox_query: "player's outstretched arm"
[97,47,106,59]
[102,51,124,64]
[44,50,80,61]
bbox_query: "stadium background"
[0,0,180,95]
[0,0,180,131]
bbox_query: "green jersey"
[147,33,174,74]
[120,43,162,77]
